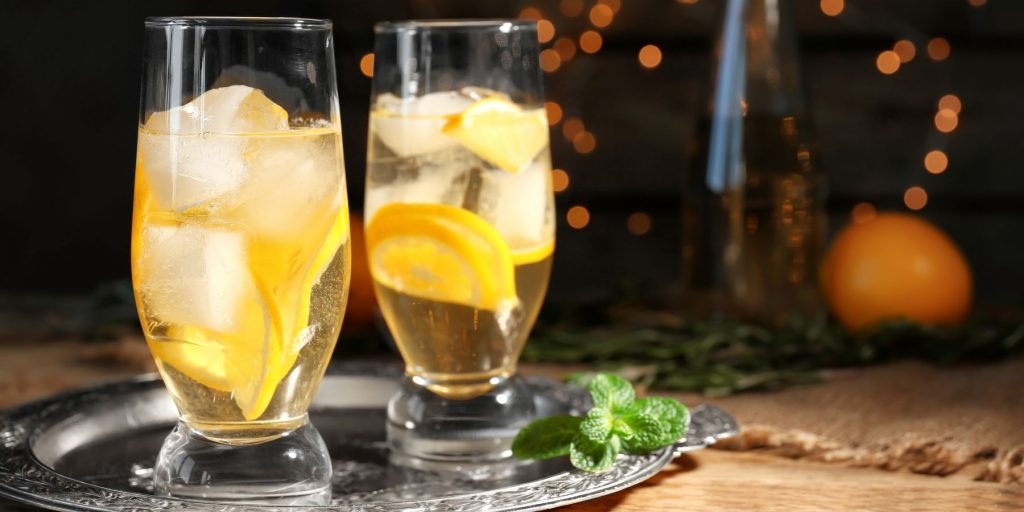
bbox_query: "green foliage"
[523,311,1024,396]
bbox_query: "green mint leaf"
[627,396,690,445]
[579,408,613,442]
[587,374,635,412]
[511,415,583,460]
[612,418,635,440]
[569,433,621,472]
[619,412,667,454]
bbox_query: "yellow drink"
[132,104,350,444]
[365,91,554,400]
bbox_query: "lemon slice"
[511,239,555,266]
[442,98,549,174]
[366,203,517,310]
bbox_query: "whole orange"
[821,213,972,331]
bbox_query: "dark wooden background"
[0,0,1020,308]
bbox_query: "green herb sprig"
[512,374,689,472]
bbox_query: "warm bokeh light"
[545,101,563,126]
[554,36,577,61]
[924,150,949,174]
[599,0,622,14]
[519,7,543,20]
[539,48,562,72]
[573,131,597,154]
[560,0,585,17]
[820,0,844,16]
[567,205,591,229]
[638,45,663,69]
[938,94,962,114]
[851,202,877,224]
[676,0,699,4]
[562,117,585,141]
[893,40,916,63]
[537,19,555,43]
[876,51,900,75]
[904,187,928,210]
[935,109,958,133]
[359,53,374,78]
[927,38,951,61]
[589,4,614,28]
[968,0,987,7]
[552,169,570,192]
[579,30,603,54]
[627,212,652,235]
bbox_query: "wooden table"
[1,340,1022,511]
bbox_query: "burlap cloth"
[2,339,1022,485]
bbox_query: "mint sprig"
[512,374,690,472]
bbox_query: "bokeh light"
[554,36,577,61]
[567,205,591,229]
[359,53,374,78]
[552,169,570,192]
[924,150,949,174]
[939,94,962,114]
[676,0,699,4]
[545,101,563,125]
[589,4,614,28]
[820,0,844,16]
[539,49,562,72]
[927,37,951,61]
[852,202,877,224]
[638,45,663,69]
[579,30,603,54]
[560,0,584,17]
[904,187,928,210]
[573,131,597,154]
[934,109,958,133]
[968,0,987,7]
[627,212,652,235]
[876,51,900,74]
[599,0,622,14]
[562,117,585,141]
[537,19,555,43]
[519,7,542,20]
[893,40,916,63]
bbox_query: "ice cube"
[488,159,552,248]
[364,149,478,222]
[137,221,253,333]
[139,86,290,211]
[145,85,289,134]
[230,133,343,238]
[372,92,474,157]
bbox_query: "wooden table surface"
[1,340,1022,511]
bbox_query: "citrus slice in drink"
[442,97,549,174]
[511,239,555,266]
[366,203,517,311]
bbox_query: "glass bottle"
[682,0,827,326]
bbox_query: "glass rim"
[375,19,536,32]
[144,16,332,30]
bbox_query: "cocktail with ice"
[132,17,348,503]
[367,20,554,464]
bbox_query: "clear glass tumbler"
[365,20,555,468]
[132,17,350,504]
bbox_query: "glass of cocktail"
[365,20,554,466]
[131,17,350,504]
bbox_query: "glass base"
[387,374,536,466]
[153,419,331,505]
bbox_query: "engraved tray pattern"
[0,363,737,511]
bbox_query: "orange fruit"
[821,213,972,331]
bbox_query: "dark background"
[1,0,1021,308]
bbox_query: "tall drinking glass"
[132,17,350,503]
[366,20,554,465]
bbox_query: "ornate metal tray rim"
[0,365,738,512]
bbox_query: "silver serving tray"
[0,364,737,511]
